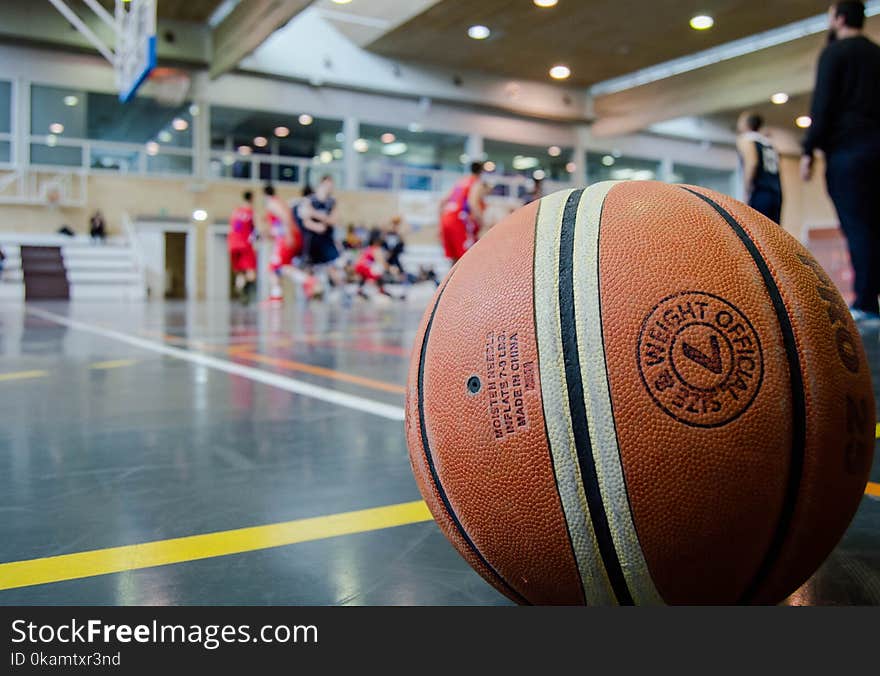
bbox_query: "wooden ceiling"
[369,0,831,86]
[710,92,814,132]
[95,0,225,23]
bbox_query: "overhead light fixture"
[381,142,408,156]
[49,122,64,134]
[771,92,790,105]
[298,114,314,126]
[353,138,369,153]
[192,209,208,222]
[468,25,491,40]
[335,132,345,143]
[189,104,200,116]
[319,150,334,163]
[63,95,78,107]
[145,141,160,156]
[331,0,352,4]
[512,155,539,170]
[238,145,252,156]
[254,136,268,148]
[534,0,558,7]
[548,145,561,157]
[796,115,812,128]
[566,161,577,173]
[274,126,290,138]
[690,15,714,30]
[602,155,615,166]
[158,130,172,143]
[222,154,235,166]
[549,64,571,80]
[459,153,470,164]
[381,132,396,144]
[172,118,189,131]
[533,169,546,181]
[332,148,343,159]
[483,161,496,172]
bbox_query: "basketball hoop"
[144,67,192,107]
[46,0,157,103]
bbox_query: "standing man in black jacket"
[802,1,880,323]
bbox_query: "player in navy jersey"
[736,112,783,225]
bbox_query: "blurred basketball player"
[227,191,257,304]
[298,175,346,298]
[440,161,488,262]
[802,1,880,322]
[736,112,783,224]
[265,184,301,302]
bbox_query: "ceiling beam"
[591,15,880,138]
[210,0,313,79]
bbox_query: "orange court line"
[866,482,880,498]
[233,351,406,395]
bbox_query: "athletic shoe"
[850,308,880,325]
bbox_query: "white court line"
[26,307,405,422]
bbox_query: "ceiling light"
[332,148,343,159]
[158,130,172,143]
[468,25,491,40]
[189,104,200,116]
[254,136,268,148]
[534,0,558,6]
[335,132,345,143]
[381,132,396,144]
[771,92,789,105]
[146,141,160,156]
[319,150,334,163]
[566,162,577,173]
[690,15,714,30]
[222,154,234,166]
[63,95,78,107]
[381,142,408,156]
[548,145,561,157]
[533,169,546,180]
[172,118,189,131]
[602,155,615,166]
[353,138,369,153]
[331,0,352,4]
[796,115,812,129]
[298,114,314,126]
[238,145,252,156]
[512,155,539,170]
[549,64,571,80]
[49,122,64,134]
[192,209,208,222]
[274,126,290,138]
[483,161,496,172]
[459,153,470,164]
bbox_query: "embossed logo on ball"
[637,291,764,428]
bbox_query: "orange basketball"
[405,181,875,605]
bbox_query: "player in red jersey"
[228,191,257,304]
[265,184,302,302]
[439,161,488,262]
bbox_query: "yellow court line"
[0,369,49,383]
[876,423,879,439]
[0,501,433,592]
[89,359,138,370]
[867,482,880,498]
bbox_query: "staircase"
[0,234,145,301]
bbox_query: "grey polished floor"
[0,298,877,605]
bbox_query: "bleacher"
[0,233,144,301]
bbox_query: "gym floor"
[0,299,878,605]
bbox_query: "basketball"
[405,180,876,605]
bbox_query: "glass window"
[357,124,466,173]
[30,143,82,167]
[586,152,661,183]
[484,139,575,183]
[0,141,10,163]
[671,163,735,195]
[31,84,194,148]
[0,81,11,134]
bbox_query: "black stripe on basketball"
[558,188,635,606]
[531,196,588,606]
[416,278,529,605]
[682,188,807,604]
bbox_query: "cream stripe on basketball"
[533,188,617,606]
[571,182,663,605]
